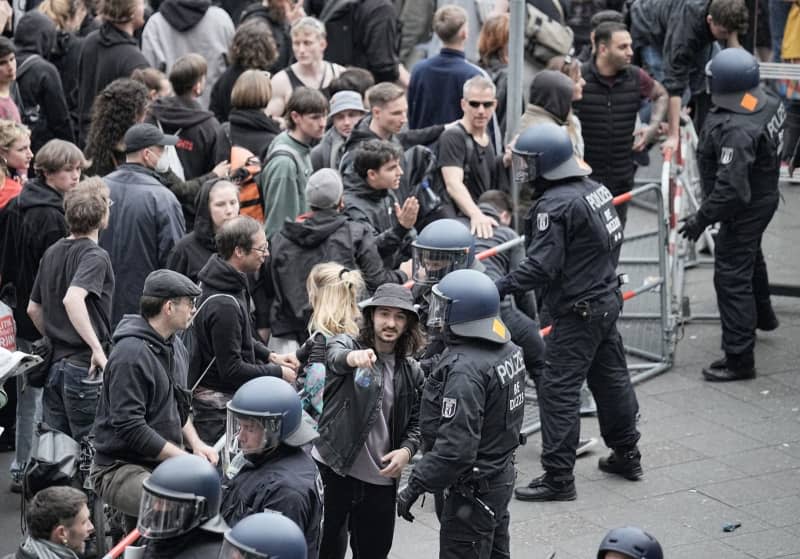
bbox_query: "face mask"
[154,153,170,174]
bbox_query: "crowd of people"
[0,0,798,556]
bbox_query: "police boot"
[514,472,576,502]
[702,353,756,382]
[598,447,643,481]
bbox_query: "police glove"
[678,214,706,242]
[396,486,421,522]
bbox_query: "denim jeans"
[43,359,101,441]
[769,0,793,61]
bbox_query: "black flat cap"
[142,269,201,299]
[124,123,179,153]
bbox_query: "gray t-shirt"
[348,352,395,486]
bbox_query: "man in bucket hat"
[312,283,424,559]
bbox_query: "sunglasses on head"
[467,100,495,108]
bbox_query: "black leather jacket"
[314,334,424,476]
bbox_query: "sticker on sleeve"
[441,397,457,418]
[537,213,549,231]
[720,147,734,165]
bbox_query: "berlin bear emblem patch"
[720,147,734,165]
[441,397,457,418]
[537,213,549,231]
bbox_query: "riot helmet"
[412,219,475,285]
[224,376,318,477]
[511,122,591,192]
[705,47,765,114]
[218,513,307,559]
[138,454,228,539]
[597,526,663,559]
[428,269,510,343]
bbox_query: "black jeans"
[317,462,396,559]
[540,292,640,475]
[714,193,779,359]
[439,464,515,559]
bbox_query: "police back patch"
[537,213,549,231]
[720,147,734,165]
[442,397,457,418]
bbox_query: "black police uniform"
[408,338,525,557]
[143,529,222,559]
[696,90,785,368]
[220,445,322,559]
[495,178,640,481]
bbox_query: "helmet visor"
[511,151,541,187]
[225,410,282,458]
[412,246,471,285]
[426,285,451,329]
[137,486,205,539]
[218,539,274,559]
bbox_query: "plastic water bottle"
[354,367,373,388]
[419,178,441,209]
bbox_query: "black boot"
[514,472,576,502]
[598,447,643,481]
[702,353,755,382]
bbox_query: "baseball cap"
[124,123,179,153]
[306,169,343,209]
[142,269,201,299]
[329,90,366,118]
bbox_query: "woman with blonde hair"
[0,120,33,209]
[295,263,365,421]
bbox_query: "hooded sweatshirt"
[0,178,67,340]
[214,108,281,164]
[13,12,75,152]
[190,254,281,393]
[149,95,221,180]
[141,0,234,108]
[76,22,149,146]
[518,70,584,157]
[92,314,187,467]
[267,208,406,339]
[238,3,292,71]
[166,179,217,282]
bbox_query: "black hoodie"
[190,254,281,393]
[214,108,281,164]
[0,177,67,340]
[166,179,217,282]
[76,22,149,146]
[149,95,222,180]
[13,12,75,152]
[266,208,406,339]
[93,314,188,467]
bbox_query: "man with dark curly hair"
[630,0,749,150]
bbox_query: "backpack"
[12,54,42,128]
[230,145,265,223]
[525,0,574,64]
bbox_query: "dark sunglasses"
[466,100,496,109]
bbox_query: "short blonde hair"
[231,70,272,110]
[291,16,326,39]
[306,262,364,337]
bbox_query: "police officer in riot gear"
[218,512,308,559]
[138,454,228,559]
[396,269,523,558]
[494,122,641,501]
[597,526,663,559]
[411,218,476,289]
[680,48,785,382]
[219,376,322,559]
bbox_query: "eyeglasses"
[170,297,197,308]
[250,245,269,255]
[466,100,496,109]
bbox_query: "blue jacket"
[407,48,485,129]
[100,163,185,326]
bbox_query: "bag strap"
[189,293,243,392]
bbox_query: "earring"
[62,539,68,545]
